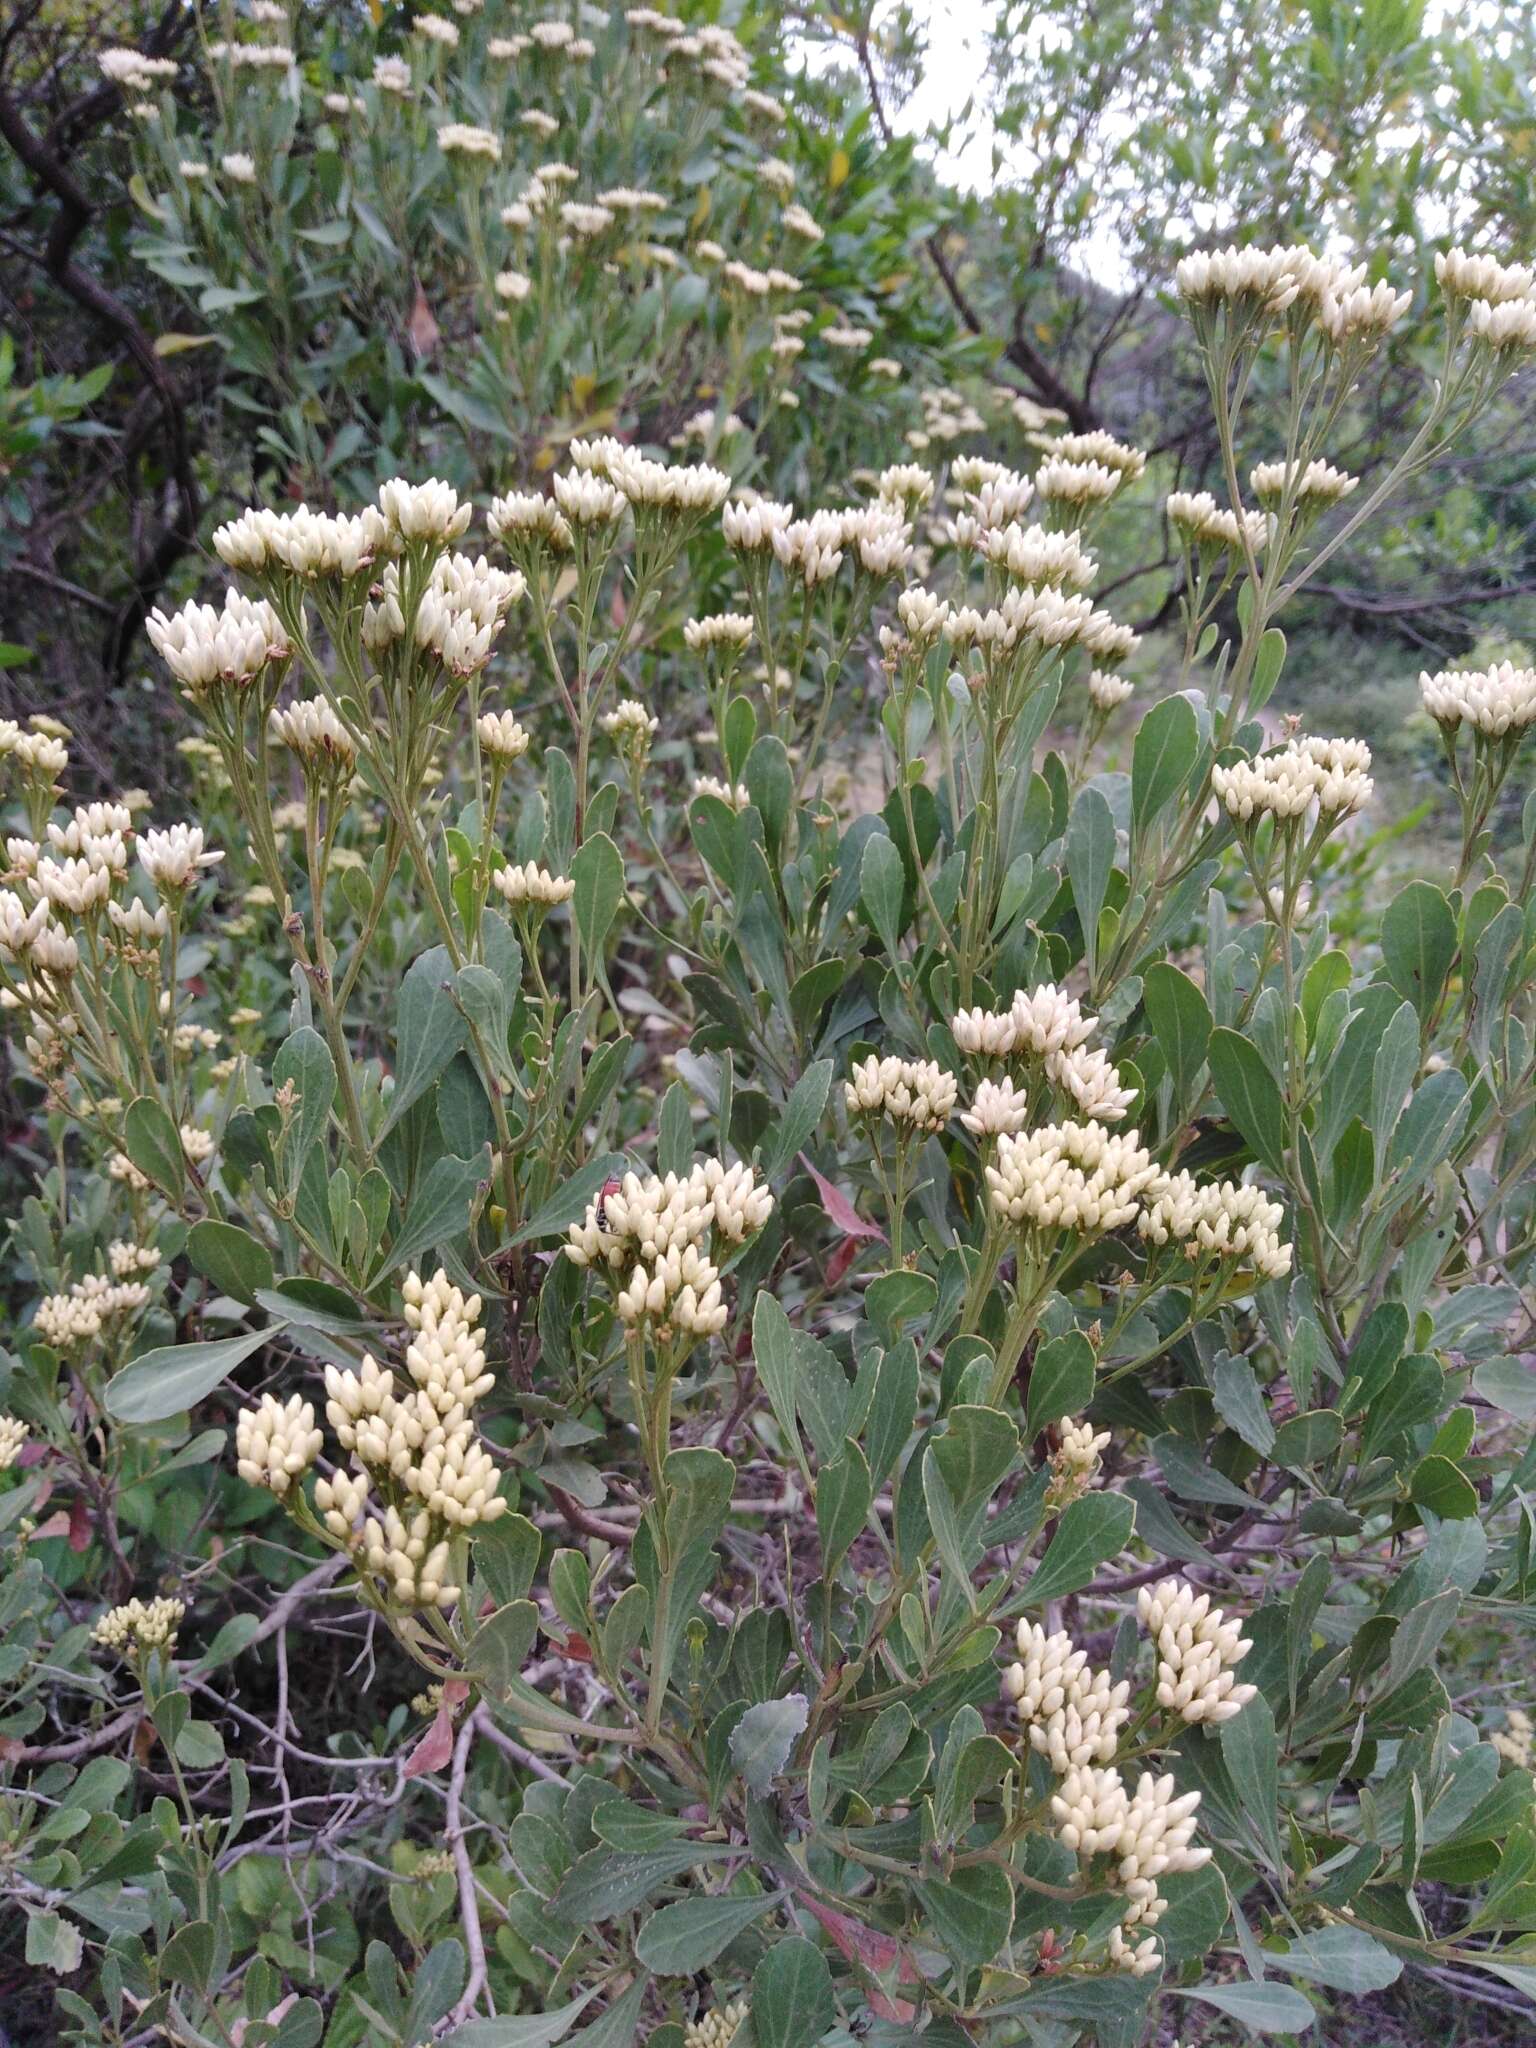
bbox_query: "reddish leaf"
[800,1154,886,1241]
[799,1893,921,1988]
[558,1632,593,1663]
[825,1237,862,1288]
[31,1510,71,1542]
[408,286,440,358]
[402,1678,470,1778]
[68,1495,93,1552]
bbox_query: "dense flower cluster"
[565,1160,773,1342]
[1419,661,1536,736]
[845,1055,958,1132]
[1138,1578,1258,1723]
[92,1595,184,1658]
[1212,736,1373,822]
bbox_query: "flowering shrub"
[4,36,1536,2043]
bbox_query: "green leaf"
[1250,624,1287,711]
[551,1845,720,1925]
[272,1026,336,1194]
[752,1936,836,2048]
[466,1602,541,1696]
[379,1147,489,1276]
[1142,961,1212,1098]
[1208,1027,1286,1173]
[817,1437,872,1578]
[446,1989,604,2047]
[865,1338,917,1488]
[511,1152,629,1244]
[750,1293,811,1483]
[914,1863,1014,1967]
[634,1892,773,1974]
[1271,1409,1343,1470]
[1220,1691,1284,1870]
[1210,1355,1276,1456]
[1180,1981,1315,2032]
[105,1325,273,1424]
[729,1694,808,1795]
[186,1220,274,1307]
[757,1059,833,1182]
[859,831,905,955]
[663,1447,735,1556]
[1278,1926,1401,1993]
[1409,1454,1478,1520]
[1473,1356,1536,1422]
[1132,692,1199,837]
[1067,785,1115,972]
[571,832,626,962]
[1027,1330,1096,1439]
[656,1081,694,1178]
[1025,1491,1135,1604]
[25,1909,83,1975]
[931,1403,1018,1508]
[1381,880,1457,1023]
[123,1096,185,1198]
[161,1918,218,1993]
[386,947,466,1133]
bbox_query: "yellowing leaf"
[153,332,219,356]
[690,186,711,230]
[569,373,597,407]
[533,444,558,471]
[828,147,851,191]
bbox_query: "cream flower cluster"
[1419,661,1536,737]
[1249,458,1358,509]
[1167,490,1268,554]
[987,1120,1157,1236]
[1212,736,1373,822]
[214,503,391,579]
[977,522,1097,590]
[99,47,178,92]
[684,612,755,653]
[1037,457,1122,507]
[845,1055,958,1133]
[147,590,291,694]
[1045,430,1148,481]
[960,1075,1030,1137]
[491,861,574,909]
[280,1272,510,1609]
[138,822,222,891]
[1138,1578,1258,1723]
[1052,1764,1211,1967]
[488,491,573,554]
[34,1265,153,1350]
[953,983,1136,1123]
[942,584,1131,663]
[0,1415,30,1468]
[693,776,749,809]
[1088,669,1135,712]
[1051,1418,1112,1505]
[269,696,356,766]
[564,1160,773,1341]
[684,2002,748,2048]
[92,1595,184,1657]
[1138,1171,1292,1282]
[601,698,659,752]
[1004,1622,1131,1773]
[568,437,731,517]
[477,710,531,761]
[1492,1707,1533,1768]
[235,1393,323,1496]
[1436,249,1536,306]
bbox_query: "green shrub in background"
[2,11,1536,2048]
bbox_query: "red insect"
[595,1176,623,1231]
